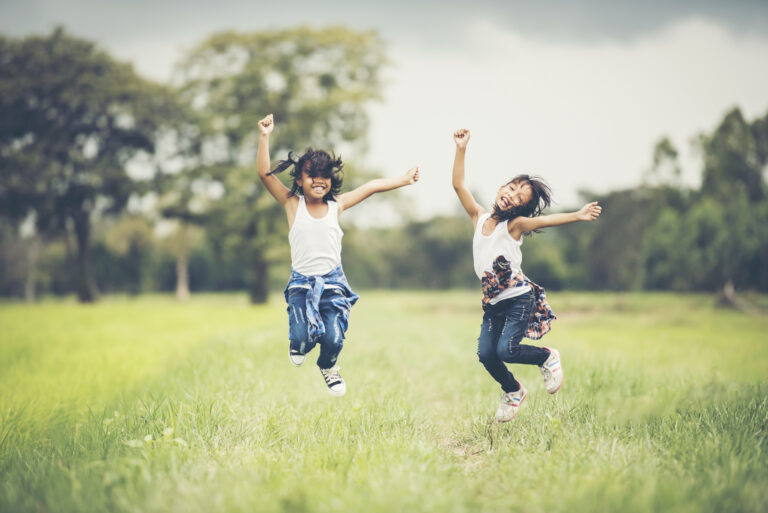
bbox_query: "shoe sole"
[543,347,563,394]
[327,387,346,397]
[548,374,563,394]
[497,388,527,422]
[289,353,305,367]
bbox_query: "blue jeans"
[287,287,346,369]
[477,290,550,393]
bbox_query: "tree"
[174,26,386,303]
[644,136,681,187]
[578,189,656,290]
[696,108,768,293]
[153,162,216,301]
[155,204,206,301]
[643,108,768,293]
[0,28,181,301]
[103,215,156,294]
[700,107,767,203]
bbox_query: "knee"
[320,333,343,352]
[497,344,517,362]
[497,337,523,361]
[477,343,496,365]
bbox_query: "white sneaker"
[540,347,563,394]
[319,367,346,396]
[289,348,306,367]
[495,384,527,422]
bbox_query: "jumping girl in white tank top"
[451,127,602,423]
[257,113,419,396]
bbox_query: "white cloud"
[365,17,768,219]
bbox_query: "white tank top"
[289,196,343,277]
[473,212,530,304]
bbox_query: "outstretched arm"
[257,114,292,206]
[452,129,485,227]
[509,202,602,240]
[336,167,419,214]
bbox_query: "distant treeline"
[1,29,767,302]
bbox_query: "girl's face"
[495,180,533,212]
[297,169,331,201]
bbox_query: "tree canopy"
[174,26,387,302]
[0,28,181,301]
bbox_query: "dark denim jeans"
[477,290,550,393]
[287,287,346,369]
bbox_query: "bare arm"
[452,129,485,227]
[257,114,292,206]
[337,167,419,214]
[508,202,602,240]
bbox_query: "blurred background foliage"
[1,28,767,303]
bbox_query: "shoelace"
[321,367,342,384]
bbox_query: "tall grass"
[1,291,766,512]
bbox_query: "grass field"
[1,291,767,513]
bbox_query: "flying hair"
[267,148,344,202]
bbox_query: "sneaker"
[540,347,563,394]
[289,348,306,367]
[319,366,346,397]
[495,384,527,422]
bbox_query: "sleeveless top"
[472,212,531,304]
[289,196,343,278]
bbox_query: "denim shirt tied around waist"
[284,266,359,341]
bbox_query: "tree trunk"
[63,221,76,293]
[718,280,762,315]
[175,251,190,302]
[24,236,41,303]
[72,210,98,303]
[249,254,269,304]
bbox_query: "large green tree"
[0,28,180,301]
[644,108,768,292]
[174,26,386,303]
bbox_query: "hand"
[404,166,420,185]
[258,114,274,136]
[577,202,602,221]
[454,128,470,149]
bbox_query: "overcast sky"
[2,0,768,218]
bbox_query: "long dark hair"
[491,174,552,231]
[267,148,343,202]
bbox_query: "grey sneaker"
[289,348,306,367]
[540,347,563,394]
[319,366,346,396]
[495,384,527,422]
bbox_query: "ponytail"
[267,151,299,176]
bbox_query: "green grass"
[1,291,767,513]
